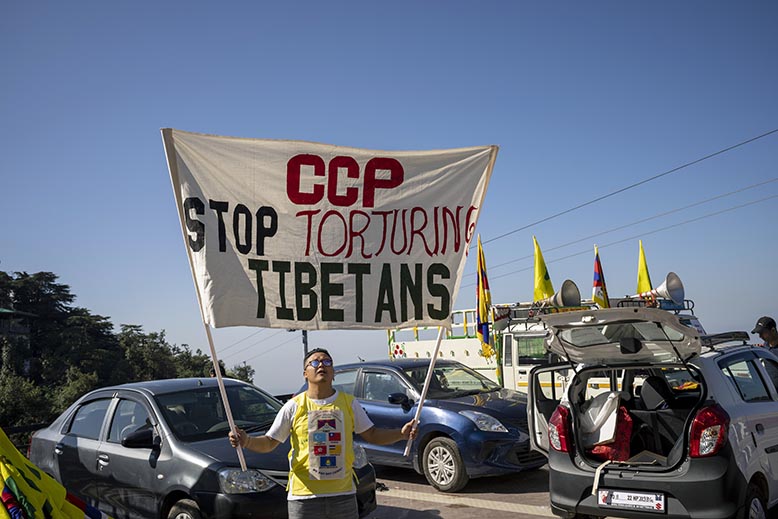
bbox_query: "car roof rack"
[614,298,695,314]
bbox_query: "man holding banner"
[229,347,416,518]
[162,128,497,514]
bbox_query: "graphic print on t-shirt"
[307,408,345,480]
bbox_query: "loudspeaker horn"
[538,279,581,307]
[632,271,685,305]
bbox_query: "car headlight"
[218,468,276,493]
[459,410,508,433]
[353,442,369,468]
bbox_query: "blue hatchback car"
[332,358,546,492]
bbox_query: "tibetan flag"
[317,419,336,430]
[533,236,555,302]
[475,235,494,358]
[637,240,653,294]
[592,246,610,308]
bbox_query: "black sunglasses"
[307,359,333,368]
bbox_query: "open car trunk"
[568,364,705,469]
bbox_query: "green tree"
[171,344,211,378]
[53,366,99,414]
[230,362,255,384]
[118,325,178,381]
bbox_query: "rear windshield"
[559,321,686,348]
[156,385,283,442]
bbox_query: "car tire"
[422,437,469,492]
[168,499,203,519]
[739,483,767,519]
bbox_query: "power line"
[479,128,778,247]
[242,333,305,363]
[463,193,778,289]
[471,177,777,275]
[221,329,286,362]
[217,328,266,355]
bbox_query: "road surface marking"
[383,488,555,517]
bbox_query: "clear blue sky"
[2,2,776,394]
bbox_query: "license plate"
[598,489,666,513]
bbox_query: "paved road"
[366,465,554,519]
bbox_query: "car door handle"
[97,454,110,466]
[54,443,64,456]
[755,423,765,434]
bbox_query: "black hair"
[303,348,332,366]
[209,362,227,377]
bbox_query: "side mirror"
[388,392,413,412]
[620,337,643,355]
[121,428,156,449]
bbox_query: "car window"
[403,363,500,398]
[534,369,562,400]
[517,337,546,362]
[108,399,152,443]
[156,385,283,441]
[69,399,111,440]
[333,369,358,395]
[757,357,778,394]
[363,372,409,402]
[503,335,513,367]
[721,359,771,402]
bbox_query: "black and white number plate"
[598,489,666,513]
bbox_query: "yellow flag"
[0,426,108,518]
[637,240,653,294]
[476,235,494,358]
[533,236,555,301]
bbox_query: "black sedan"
[330,359,546,492]
[29,378,376,519]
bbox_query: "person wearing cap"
[752,316,778,349]
[228,347,416,519]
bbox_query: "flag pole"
[204,323,247,471]
[403,326,445,457]
[162,128,247,471]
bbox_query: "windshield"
[403,364,501,399]
[156,385,283,442]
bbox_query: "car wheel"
[168,499,202,519]
[740,483,767,519]
[422,437,469,492]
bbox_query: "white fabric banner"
[162,128,497,330]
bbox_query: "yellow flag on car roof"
[636,240,653,294]
[533,236,555,302]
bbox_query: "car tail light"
[689,404,729,457]
[549,405,573,453]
